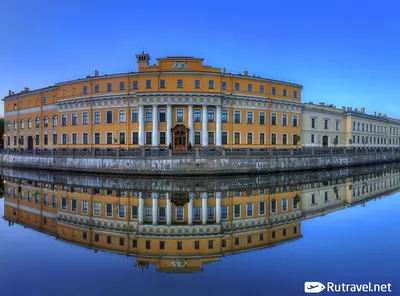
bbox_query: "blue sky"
[1,0,399,119]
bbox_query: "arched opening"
[322,136,329,148]
[27,136,33,150]
[172,124,188,151]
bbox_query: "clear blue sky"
[1,0,399,119]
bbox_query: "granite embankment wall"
[1,149,400,176]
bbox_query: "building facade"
[3,53,303,150]
[302,103,400,148]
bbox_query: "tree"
[348,138,353,146]
[293,135,301,148]
[168,143,172,150]
[333,136,339,146]
[188,142,193,150]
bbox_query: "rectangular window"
[282,114,288,126]
[271,133,277,145]
[107,236,112,244]
[94,132,100,145]
[160,80,165,88]
[118,205,126,218]
[177,241,182,250]
[222,81,226,90]
[235,82,240,91]
[271,113,277,125]
[311,194,316,204]
[176,109,184,122]
[195,132,201,145]
[95,84,99,93]
[146,132,152,145]
[282,199,288,211]
[222,132,228,145]
[293,115,298,127]
[271,199,277,213]
[195,80,200,89]
[336,120,340,130]
[119,82,125,90]
[235,237,240,245]
[44,135,48,145]
[94,111,100,124]
[247,133,253,144]
[282,134,288,145]
[234,110,241,123]
[94,202,101,216]
[131,205,138,219]
[118,110,126,123]
[177,79,183,88]
[293,90,298,98]
[194,207,201,221]
[207,207,215,220]
[72,133,78,145]
[246,203,253,216]
[246,111,253,124]
[145,240,150,249]
[208,109,215,122]
[221,206,228,219]
[159,207,166,221]
[208,240,214,249]
[176,207,184,221]
[194,109,201,122]
[208,132,215,145]
[106,203,113,217]
[106,132,113,145]
[35,135,39,145]
[208,80,214,89]
[248,84,252,92]
[52,134,57,145]
[159,241,165,250]
[83,133,88,145]
[272,87,276,95]
[234,132,241,145]
[71,199,77,212]
[159,132,166,145]
[259,202,265,215]
[311,118,316,129]
[145,109,152,122]
[194,241,200,250]
[107,83,112,92]
[260,85,264,93]
[222,110,228,123]
[259,133,265,145]
[324,119,329,130]
[234,204,241,218]
[133,81,138,89]
[259,112,265,124]
[119,132,126,145]
[106,111,113,123]
[159,109,166,122]
[283,89,287,96]
[62,134,67,145]
[130,109,138,123]
[83,86,88,94]
[81,112,89,125]
[82,201,88,214]
[72,113,78,125]
[146,80,151,89]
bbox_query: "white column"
[216,105,222,147]
[216,191,222,224]
[166,194,172,225]
[152,105,158,147]
[152,192,158,225]
[166,104,172,147]
[188,193,194,225]
[138,192,144,224]
[202,192,207,225]
[138,105,144,146]
[202,105,208,147]
[188,105,194,146]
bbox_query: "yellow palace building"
[3,53,303,150]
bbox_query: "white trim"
[176,107,184,123]
[118,131,126,145]
[246,110,254,124]
[71,112,78,126]
[221,130,229,145]
[292,114,298,127]
[234,131,242,145]
[82,132,89,145]
[208,131,215,145]
[71,199,78,213]
[118,204,126,219]
[175,206,185,221]
[81,200,89,215]
[71,132,78,145]
[105,203,113,218]
[118,109,126,123]
[282,133,288,145]
[234,110,242,124]
[271,112,278,125]
[93,110,101,124]
[259,201,266,215]
[233,204,241,219]
[259,132,266,145]
[93,201,101,216]
[93,132,101,145]
[82,111,89,125]
[106,110,114,124]
[271,132,278,145]
[246,203,254,217]
[246,132,254,145]
[221,109,229,123]
[105,131,113,145]
[282,198,288,212]
[259,111,266,125]
[131,131,139,145]
[282,113,288,126]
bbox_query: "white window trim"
[106,110,114,124]
[176,108,184,122]
[194,109,202,122]
[194,207,202,221]
[105,203,113,218]
[93,202,101,216]
[118,109,126,123]
[221,130,229,145]
[222,109,229,123]
[208,131,215,145]
[271,133,278,145]
[207,206,215,220]
[292,115,298,127]
[118,131,126,144]
[175,206,185,221]
[282,133,288,145]
[81,201,89,215]
[246,111,254,124]
[159,130,166,145]
[233,204,241,218]
[282,114,288,126]
[158,206,166,221]
[246,132,254,145]
[61,133,68,145]
[259,201,266,215]
[259,132,266,145]
[145,131,152,145]
[118,204,126,219]
[94,111,101,124]
[221,205,229,220]
[194,130,202,145]
[259,112,266,125]
[234,131,242,145]
[282,198,288,211]
[82,112,89,125]
[234,110,242,124]
[271,112,278,125]
[105,131,113,145]
[131,131,139,145]
[93,132,101,145]
[324,118,329,130]
[71,199,77,212]
[71,132,78,145]
[82,132,89,145]
[271,200,277,214]
[246,203,254,217]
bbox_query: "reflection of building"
[3,53,302,151]
[302,102,400,148]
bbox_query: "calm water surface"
[1,165,399,296]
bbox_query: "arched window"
[13,120,17,130]
[44,116,49,128]
[28,118,32,129]
[6,121,10,132]
[35,117,40,128]
[20,119,24,129]
[52,115,58,127]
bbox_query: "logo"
[304,282,326,293]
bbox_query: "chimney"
[361,107,365,113]
[223,68,226,74]
[378,113,382,117]
[244,71,248,76]
[24,87,29,92]
[374,112,377,116]
[319,102,325,106]
[8,90,12,96]
[94,70,99,76]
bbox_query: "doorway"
[322,136,329,148]
[172,124,188,151]
[28,136,33,150]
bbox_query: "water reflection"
[2,163,400,273]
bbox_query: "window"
[246,203,253,216]
[177,241,183,250]
[235,237,240,245]
[222,81,226,90]
[271,113,277,125]
[145,109,152,122]
[271,199,277,213]
[82,201,88,214]
[71,199,77,212]
[271,133,277,145]
[324,191,329,202]
[159,109,166,122]
[293,115,298,127]
[260,85,264,93]
[158,207,166,221]
[20,119,24,129]
[293,90,298,98]
[208,80,214,89]
[62,134,67,145]
[129,109,138,123]
[52,134,57,145]
[119,110,126,123]
[234,204,241,218]
[234,132,241,145]
[159,80,165,88]
[208,109,215,122]
[83,86,88,94]
[81,112,88,125]
[207,206,215,220]
[235,82,240,91]
[72,133,78,145]
[119,132,126,144]
[272,87,277,95]
[107,83,112,92]
[248,84,252,92]
[260,133,265,145]
[282,198,288,211]
[36,117,40,128]
[208,132,215,145]
[131,80,138,89]
[176,109,184,122]
[194,207,201,221]
[194,109,201,122]
[282,134,288,145]
[294,226,298,234]
[118,205,126,218]
[71,113,78,126]
[13,120,17,130]
[259,112,265,124]
[44,134,48,145]
[311,194,316,204]
[208,240,214,249]
[94,84,99,93]
[107,236,112,244]
[94,132,100,145]
[283,89,287,96]
[247,235,252,244]
[234,110,241,123]
[106,132,113,145]
[93,111,100,124]
[259,202,265,215]
[282,114,288,126]
[106,111,113,123]
[222,132,228,145]
[311,117,316,129]
[14,103,17,110]
[247,133,253,144]
[222,110,228,123]
[246,111,253,124]
[283,229,287,236]
[35,135,40,145]
[159,132,166,145]
[221,205,228,219]
[177,79,183,88]
[94,202,101,216]
[176,207,184,221]
[324,119,329,130]
[43,194,49,206]
[146,132,152,145]
[106,203,113,217]
[194,241,200,250]
[43,97,49,105]
[191,131,199,145]
[335,120,340,130]
[195,80,200,88]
